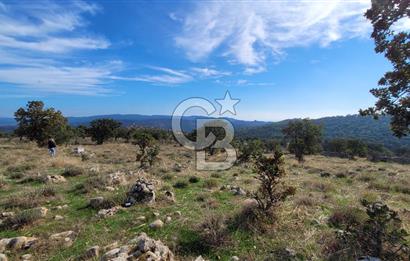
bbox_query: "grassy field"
[0,139,409,260]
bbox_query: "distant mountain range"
[0,114,269,132]
[1,114,409,150]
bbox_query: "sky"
[0,0,408,121]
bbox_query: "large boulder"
[124,179,155,207]
[0,237,38,252]
[101,233,174,261]
[49,231,76,247]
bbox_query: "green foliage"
[323,138,368,159]
[133,131,155,150]
[62,166,84,177]
[14,101,70,146]
[253,150,295,214]
[189,176,200,183]
[133,131,159,168]
[237,139,263,163]
[87,118,122,144]
[174,180,189,189]
[329,201,410,260]
[360,1,410,137]
[282,119,322,162]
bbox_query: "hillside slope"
[236,115,410,150]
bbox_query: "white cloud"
[0,64,117,95]
[191,67,231,77]
[111,67,193,85]
[0,1,112,95]
[175,0,374,73]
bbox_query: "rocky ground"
[0,139,409,260]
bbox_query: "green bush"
[62,166,84,177]
[173,181,188,189]
[188,176,200,183]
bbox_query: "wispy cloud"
[0,63,119,95]
[175,0,381,73]
[191,67,231,78]
[111,66,193,85]
[0,0,112,95]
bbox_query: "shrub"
[75,176,108,194]
[134,132,159,169]
[253,151,295,214]
[328,207,367,229]
[161,174,173,181]
[327,201,410,260]
[37,186,57,197]
[229,204,264,232]
[1,186,56,209]
[0,209,43,230]
[188,176,200,183]
[197,214,230,249]
[210,173,222,179]
[173,181,188,189]
[203,179,218,189]
[62,166,84,177]
[237,139,263,163]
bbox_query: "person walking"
[48,138,57,157]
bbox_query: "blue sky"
[0,0,406,120]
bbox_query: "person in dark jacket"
[48,138,57,157]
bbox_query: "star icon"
[215,91,240,115]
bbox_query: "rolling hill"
[1,114,409,150]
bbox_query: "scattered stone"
[0,212,14,218]
[45,175,66,184]
[153,212,160,217]
[165,216,172,223]
[284,247,296,258]
[136,216,146,221]
[101,246,130,261]
[0,254,7,261]
[230,186,246,196]
[54,215,64,220]
[0,237,38,252]
[73,147,85,155]
[49,231,76,247]
[89,167,100,173]
[107,172,126,186]
[173,163,182,172]
[320,172,331,178]
[128,233,173,260]
[231,256,239,261]
[124,179,155,207]
[242,198,258,208]
[31,207,48,218]
[21,254,32,260]
[77,246,100,260]
[164,191,175,202]
[89,197,105,209]
[149,219,164,229]
[175,211,182,216]
[195,256,207,261]
[105,186,115,192]
[102,242,118,253]
[97,207,121,218]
